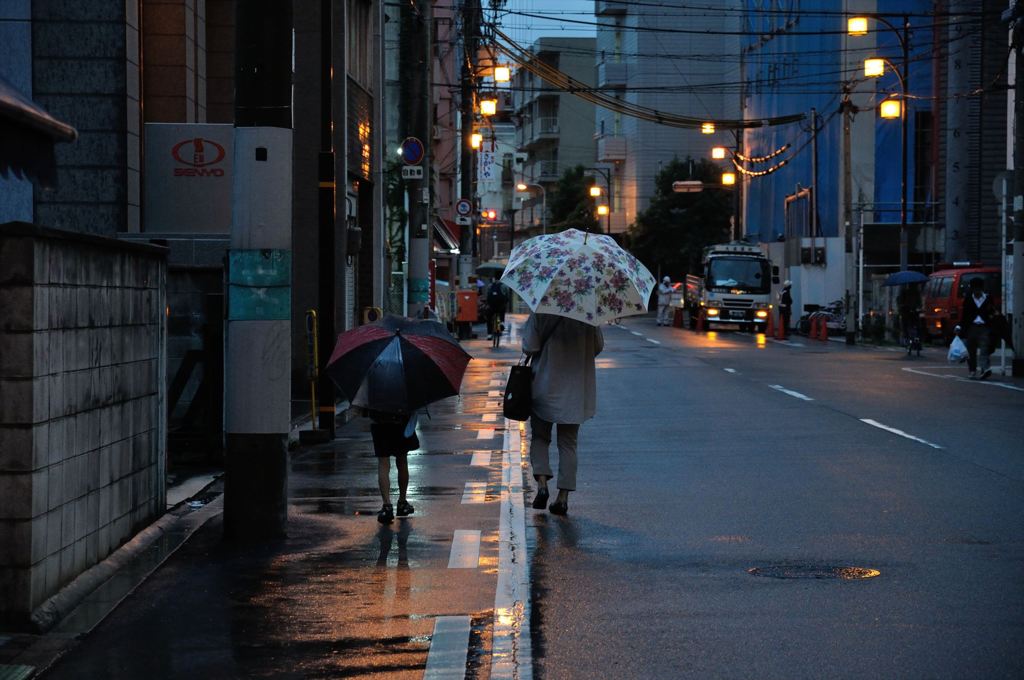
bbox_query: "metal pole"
[899,15,910,272]
[1013,8,1024,375]
[315,0,336,437]
[541,186,547,234]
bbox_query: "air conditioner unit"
[361,306,383,324]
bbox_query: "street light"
[480,98,497,116]
[516,182,547,234]
[701,122,715,134]
[470,132,482,149]
[849,12,911,271]
[879,97,901,119]
[721,172,736,186]
[711,146,727,160]
[584,166,613,234]
[493,65,511,82]
[589,185,602,198]
[596,204,610,216]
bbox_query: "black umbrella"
[324,315,471,413]
[882,270,929,287]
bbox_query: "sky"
[497,0,596,47]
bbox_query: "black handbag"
[502,317,561,421]
[502,357,534,421]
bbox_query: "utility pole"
[403,0,432,316]
[224,1,293,539]
[1009,2,1024,375]
[459,0,481,288]
[315,0,336,438]
[842,89,856,344]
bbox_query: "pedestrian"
[898,284,922,348]
[366,409,419,523]
[656,276,673,326]
[522,312,604,515]
[486,277,507,339]
[956,277,997,380]
[778,281,793,338]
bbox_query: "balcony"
[596,135,626,162]
[537,161,560,181]
[521,116,560,149]
[596,0,627,15]
[597,61,628,89]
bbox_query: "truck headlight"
[755,310,768,318]
[706,308,720,316]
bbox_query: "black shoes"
[396,499,415,517]
[532,488,549,510]
[377,503,394,524]
[980,368,992,380]
[548,500,568,516]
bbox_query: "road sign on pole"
[401,136,425,166]
[456,198,473,216]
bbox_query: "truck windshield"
[706,257,770,293]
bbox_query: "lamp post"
[710,128,744,237]
[850,14,911,271]
[516,182,546,234]
[584,166,612,234]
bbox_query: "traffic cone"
[818,317,829,341]
[775,312,785,340]
[696,310,704,332]
[765,310,775,337]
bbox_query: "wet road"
[40,317,1024,679]
[528,319,1024,679]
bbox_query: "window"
[348,0,373,88]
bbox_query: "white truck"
[684,242,777,332]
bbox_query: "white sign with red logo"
[144,123,233,233]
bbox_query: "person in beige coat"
[521,312,604,515]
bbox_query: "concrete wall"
[0,222,167,629]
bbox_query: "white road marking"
[645,338,661,345]
[424,615,471,679]
[769,384,814,401]
[724,368,737,374]
[768,338,805,347]
[491,419,532,679]
[482,413,498,422]
[471,451,492,467]
[630,331,644,336]
[477,428,495,440]
[462,482,488,504]
[447,530,481,568]
[860,418,943,450]
[489,380,501,387]
[486,401,501,409]
[488,390,502,397]
[902,367,1024,392]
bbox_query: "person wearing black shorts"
[368,410,419,523]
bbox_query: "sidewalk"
[0,320,527,679]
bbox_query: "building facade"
[511,37,596,233]
[593,1,742,233]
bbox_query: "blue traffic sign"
[401,137,425,165]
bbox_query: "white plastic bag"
[947,335,968,363]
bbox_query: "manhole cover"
[747,565,880,580]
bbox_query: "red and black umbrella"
[325,314,471,413]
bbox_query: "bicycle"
[489,313,505,349]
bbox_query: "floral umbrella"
[500,228,656,325]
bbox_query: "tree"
[547,165,600,232]
[628,157,732,278]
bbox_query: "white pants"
[657,303,671,325]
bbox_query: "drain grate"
[748,565,880,580]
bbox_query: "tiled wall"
[0,222,167,629]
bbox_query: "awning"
[0,75,78,187]
[433,218,460,255]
